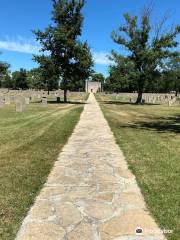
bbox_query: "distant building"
[85,80,102,93]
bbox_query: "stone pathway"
[16,93,166,240]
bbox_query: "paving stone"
[55,202,82,227]
[116,167,135,179]
[84,201,114,220]
[115,192,146,209]
[29,200,54,221]
[63,187,95,201]
[93,192,114,202]
[38,186,66,200]
[48,172,82,185]
[68,222,93,240]
[18,223,65,240]
[100,209,163,237]
[100,232,114,240]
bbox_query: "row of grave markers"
[0,89,64,112]
[103,92,180,106]
[0,95,48,112]
[0,89,86,112]
[1,90,179,112]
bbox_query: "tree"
[1,74,13,89]
[12,68,28,89]
[27,68,41,89]
[111,6,180,103]
[0,58,10,88]
[91,73,105,83]
[34,0,93,102]
[33,56,59,93]
[26,68,45,89]
[106,52,137,92]
[60,41,93,91]
[163,55,180,95]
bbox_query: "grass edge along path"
[96,94,180,240]
[0,105,84,240]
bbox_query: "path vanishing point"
[16,93,166,240]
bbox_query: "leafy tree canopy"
[0,55,11,88]
[111,6,180,103]
[12,68,28,90]
[91,73,105,83]
[34,0,93,101]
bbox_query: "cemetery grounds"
[0,90,88,240]
[96,93,180,240]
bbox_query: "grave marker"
[25,97,30,105]
[16,101,23,112]
[42,98,47,107]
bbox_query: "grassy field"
[96,94,180,240]
[0,93,88,240]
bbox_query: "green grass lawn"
[96,94,180,240]
[0,97,86,240]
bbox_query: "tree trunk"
[64,88,67,103]
[136,77,144,104]
[136,90,143,104]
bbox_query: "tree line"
[104,55,180,96]
[0,66,86,92]
[0,1,179,103]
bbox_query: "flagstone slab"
[99,209,163,237]
[55,202,82,227]
[17,223,65,240]
[29,199,54,221]
[38,186,66,200]
[84,201,114,220]
[93,192,114,202]
[68,222,93,240]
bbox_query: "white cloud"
[0,37,112,66]
[92,51,111,65]
[0,38,40,54]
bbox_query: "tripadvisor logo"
[135,227,173,235]
[135,227,143,235]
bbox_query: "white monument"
[85,80,102,93]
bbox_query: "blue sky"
[0,0,179,76]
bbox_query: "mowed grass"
[96,94,180,240]
[0,95,87,240]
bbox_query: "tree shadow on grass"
[101,100,160,106]
[120,114,180,134]
[47,100,86,105]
